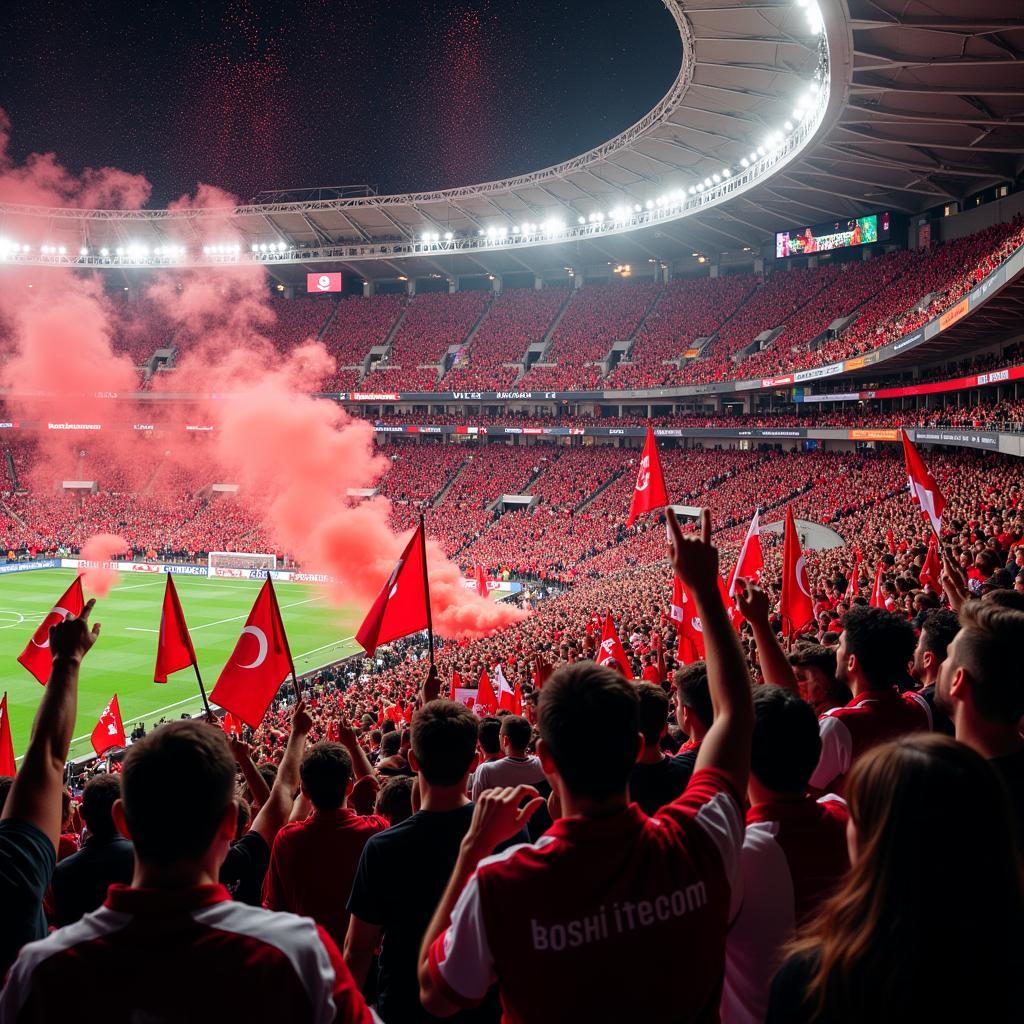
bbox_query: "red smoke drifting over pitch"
[0,113,525,640]
[79,534,130,597]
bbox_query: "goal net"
[208,552,278,579]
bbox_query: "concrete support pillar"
[491,275,501,294]
[406,278,416,296]
[362,279,374,298]
[447,277,457,294]
[534,275,543,290]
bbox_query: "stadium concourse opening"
[2,0,1024,1020]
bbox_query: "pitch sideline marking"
[0,610,26,630]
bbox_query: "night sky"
[0,0,680,206]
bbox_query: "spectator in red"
[263,724,387,950]
[723,686,849,1024]
[910,608,959,737]
[809,607,931,792]
[1,717,371,1024]
[935,599,1024,842]
[768,735,1023,1021]
[628,682,693,816]
[417,509,754,1023]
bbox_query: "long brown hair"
[787,734,1023,1023]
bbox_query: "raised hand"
[735,578,771,627]
[463,785,544,858]
[667,508,719,597]
[291,698,313,737]
[50,598,101,664]
[421,664,442,704]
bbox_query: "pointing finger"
[700,508,712,545]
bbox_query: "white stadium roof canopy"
[0,0,1022,284]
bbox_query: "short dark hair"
[499,715,532,751]
[955,600,1024,724]
[380,731,401,757]
[673,662,712,729]
[789,644,837,679]
[374,775,414,825]
[300,743,352,810]
[539,663,639,801]
[841,606,916,689]
[635,682,670,745]
[919,608,960,660]
[411,700,479,786]
[478,716,502,755]
[81,774,122,839]
[751,687,822,793]
[122,721,235,865]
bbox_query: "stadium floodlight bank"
[208,552,278,579]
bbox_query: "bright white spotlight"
[578,216,586,224]
[712,174,721,184]
[784,120,793,131]
[645,200,654,210]
[251,243,259,252]
[688,186,696,194]
[80,246,89,256]
[722,168,731,177]
[444,231,453,240]
[740,158,749,168]
[633,203,641,212]
[100,248,109,256]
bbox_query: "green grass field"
[0,569,364,762]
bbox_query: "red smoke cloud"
[79,534,130,597]
[0,112,525,641]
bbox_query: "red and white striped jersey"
[0,884,373,1024]
[428,768,744,1024]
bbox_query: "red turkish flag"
[845,549,863,602]
[18,577,85,685]
[597,612,632,676]
[210,579,295,729]
[626,427,669,527]
[533,654,553,690]
[474,565,489,598]
[512,682,524,717]
[356,523,430,657]
[0,693,15,776]
[727,508,764,596]
[450,669,464,701]
[476,669,498,713]
[717,575,743,634]
[222,711,243,738]
[902,430,946,536]
[920,538,942,591]
[780,506,814,637]
[675,578,706,664]
[495,665,515,712]
[154,575,197,684]
[91,694,126,757]
[870,561,886,609]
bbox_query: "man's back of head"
[121,720,235,867]
[499,715,532,756]
[300,742,353,811]
[539,662,639,802]
[839,606,916,692]
[635,682,669,748]
[478,716,502,759]
[944,600,1024,726]
[80,775,122,841]
[674,662,713,739]
[750,687,821,797]
[411,700,479,787]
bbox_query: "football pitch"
[0,569,364,762]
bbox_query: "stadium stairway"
[428,457,471,507]
[516,287,576,379]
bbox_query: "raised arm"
[229,736,271,810]
[667,509,754,794]
[248,699,311,845]
[735,580,799,692]
[2,600,100,849]
[335,717,377,783]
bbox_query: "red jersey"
[641,664,663,685]
[0,884,371,1024]
[263,807,388,949]
[723,795,849,1023]
[810,688,932,792]
[428,768,743,1023]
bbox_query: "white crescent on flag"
[796,554,812,598]
[238,626,269,669]
[31,606,75,649]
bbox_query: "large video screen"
[776,212,889,258]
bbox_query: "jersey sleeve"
[426,872,495,1009]
[314,925,374,1024]
[261,833,289,912]
[345,839,384,925]
[655,767,745,895]
[809,715,852,791]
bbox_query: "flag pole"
[191,661,213,720]
[419,514,435,671]
[266,575,303,704]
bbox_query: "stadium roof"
[1,0,1022,284]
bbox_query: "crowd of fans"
[3,437,1022,1021]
